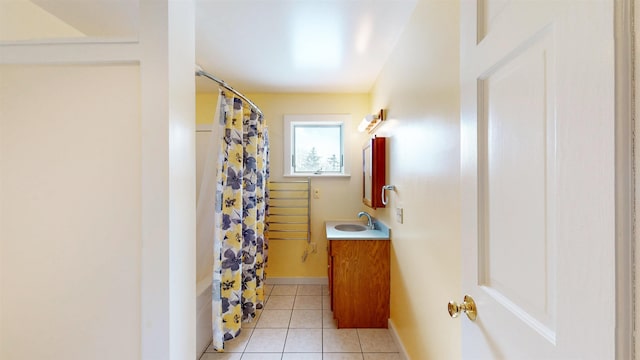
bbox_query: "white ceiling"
[29,0,418,93]
[195,0,418,93]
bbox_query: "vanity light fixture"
[358,109,385,133]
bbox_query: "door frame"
[616,0,634,358]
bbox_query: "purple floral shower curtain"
[212,90,269,351]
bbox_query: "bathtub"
[196,276,212,359]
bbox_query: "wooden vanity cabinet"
[328,239,390,328]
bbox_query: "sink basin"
[326,220,389,240]
[334,224,368,232]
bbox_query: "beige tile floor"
[200,284,401,360]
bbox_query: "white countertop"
[324,220,390,240]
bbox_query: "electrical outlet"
[396,207,404,224]
[313,188,320,199]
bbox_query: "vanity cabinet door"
[328,242,334,311]
[329,240,390,328]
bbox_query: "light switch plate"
[396,208,404,224]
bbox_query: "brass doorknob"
[448,295,477,321]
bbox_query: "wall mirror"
[363,136,386,208]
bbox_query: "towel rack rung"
[267,177,311,243]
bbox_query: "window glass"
[293,124,342,173]
[284,114,350,177]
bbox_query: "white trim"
[0,37,138,46]
[0,41,140,65]
[615,0,634,358]
[283,174,351,178]
[388,318,410,360]
[265,277,328,285]
[139,0,196,358]
[283,114,351,177]
[196,124,214,132]
[634,0,640,354]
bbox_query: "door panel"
[478,32,556,340]
[460,1,615,358]
[477,0,510,42]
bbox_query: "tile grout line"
[244,291,268,356]
[203,284,401,359]
[321,292,325,357]
[282,305,293,354]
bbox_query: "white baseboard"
[388,318,410,360]
[266,277,328,285]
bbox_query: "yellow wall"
[369,0,461,359]
[196,92,371,279]
[196,93,218,125]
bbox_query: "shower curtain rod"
[195,67,263,116]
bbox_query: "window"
[284,114,350,176]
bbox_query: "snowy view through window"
[293,124,342,173]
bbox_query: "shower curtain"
[212,90,270,351]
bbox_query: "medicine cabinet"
[362,136,386,208]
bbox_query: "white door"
[459,1,616,358]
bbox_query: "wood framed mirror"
[363,136,386,208]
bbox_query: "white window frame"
[283,114,351,177]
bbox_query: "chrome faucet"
[357,211,374,230]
